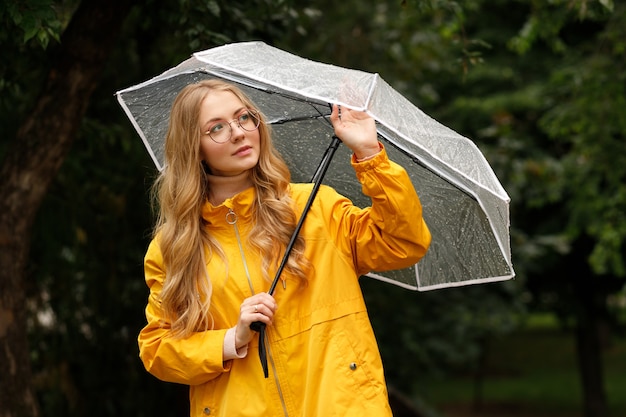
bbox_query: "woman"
[138,79,431,416]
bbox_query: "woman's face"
[198,90,261,177]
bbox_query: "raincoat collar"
[201,186,255,228]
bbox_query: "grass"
[412,315,626,417]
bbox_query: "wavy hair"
[152,79,310,338]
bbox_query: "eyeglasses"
[204,109,261,143]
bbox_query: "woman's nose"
[229,122,245,142]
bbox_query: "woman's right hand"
[235,292,278,349]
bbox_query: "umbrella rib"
[201,67,333,107]
[364,73,379,110]
[199,67,338,129]
[269,113,329,125]
[380,134,479,202]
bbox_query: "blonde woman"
[138,79,431,417]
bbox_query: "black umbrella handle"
[250,135,342,377]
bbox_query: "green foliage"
[508,0,614,55]
[0,0,67,47]
[276,0,491,105]
[536,7,626,276]
[0,0,80,162]
[362,279,524,386]
[434,0,626,283]
[178,0,297,49]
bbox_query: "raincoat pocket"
[326,313,385,402]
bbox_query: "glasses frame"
[204,108,261,144]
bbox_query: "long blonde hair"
[152,79,309,337]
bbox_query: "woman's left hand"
[330,104,380,160]
[235,292,277,349]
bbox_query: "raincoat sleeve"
[137,238,231,386]
[323,145,431,276]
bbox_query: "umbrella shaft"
[269,135,341,295]
[250,135,341,336]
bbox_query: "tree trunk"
[0,0,134,415]
[573,276,609,417]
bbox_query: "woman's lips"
[233,145,252,156]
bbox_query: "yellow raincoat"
[139,147,431,416]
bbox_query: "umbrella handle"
[250,135,342,376]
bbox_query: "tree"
[438,2,625,416]
[519,3,626,415]
[0,1,135,415]
[0,1,305,415]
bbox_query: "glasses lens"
[208,122,231,143]
[207,109,261,143]
[238,109,261,131]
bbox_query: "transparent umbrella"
[116,41,515,292]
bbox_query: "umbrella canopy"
[116,41,514,291]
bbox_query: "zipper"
[267,331,290,417]
[227,208,255,294]
[226,208,290,417]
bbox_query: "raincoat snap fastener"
[349,362,357,370]
[203,407,211,415]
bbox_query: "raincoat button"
[203,407,211,415]
[349,362,357,370]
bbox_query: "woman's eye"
[210,122,225,133]
[239,113,250,123]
